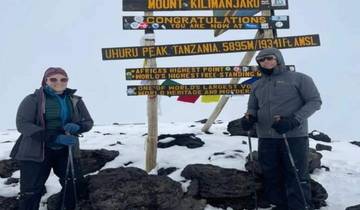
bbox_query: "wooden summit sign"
[123,0,288,11]
[102,34,320,60]
[127,84,251,96]
[125,65,295,80]
[123,15,289,30]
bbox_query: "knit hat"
[41,67,68,87]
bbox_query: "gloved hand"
[63,123,81,135]
[271,116,300,134]
[240,114,257,131]
[55,134,78,146]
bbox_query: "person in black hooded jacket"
[10,67,93,210]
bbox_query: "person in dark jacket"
[10,67,94,210]
[241,48,322,210]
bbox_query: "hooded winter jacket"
[10,87,93,162]
[247,48,322,138]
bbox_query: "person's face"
[257,55,278,70]
[45,74,68,92]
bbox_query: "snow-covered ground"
[0,122,359,210]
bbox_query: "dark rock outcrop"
[350,141,360,147]
[79,149,119,175]
[227,118,257,137]
[245,149,323,175]
[181,164,265,210]
[0,159,19,178]
[346,204,360,210]
[309,130,331,143]
[0,196,18,210]
[158,167,178,176]
[158,134,204,149]
[181,164,261,198]
[315,143,332,151]
[181,163,327,210]
[310,179,328,209]
[49,167,189,210]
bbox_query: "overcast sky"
[0,0,359,140]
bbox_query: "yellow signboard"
[127,84,251,96]
[123,0,289,11]
[125,65,296,80]
[102,34,320,60]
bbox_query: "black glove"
[271,116,300,134]
[241,114,257,131]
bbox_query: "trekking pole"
[68,145,78,206]
[61,133,79,210]
[282,133,309,210]
[61,146,71,210]
[247,131,258,210]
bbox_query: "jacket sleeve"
[246,84,259,117]
[16,95,44,137]
[76,99,94,133]
[293,74,322,124]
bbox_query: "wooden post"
[144,11,158,172]
[202,10,274,132]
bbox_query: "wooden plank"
[127,84,252,96]
[102,34,320,60]
[144,12,158,173]
[123,15,289,30]
[123,0,288,11]
[125,65,295,80]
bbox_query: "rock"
[321,165,330,172]
[173,196,207,210]
[0,140,12,143]
[181,164,264,210]
[309,130,331,143]
[315,143,332,151]
[158,167,178,176]
[227,118,257,137]
[208,150,244,161]
[158,134,204,149]
[245,149,322,175]
[4,177,19,185]
[123,161,133,166]
[346,204,360,210]
[79,149,119,175]
[87,167,183,210]
[0,196,18,210]
[48,167,204,210]
[310,179,328,209]
[0,159,19,178]
[181,164,261,198]
[308,148,323,173]
[350,141,360,147]
[195,119,208,124]
[109,141,123,146]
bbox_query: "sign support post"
[144,11,158,172]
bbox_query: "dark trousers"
[258,137,313,210]
[19,147,81,210]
